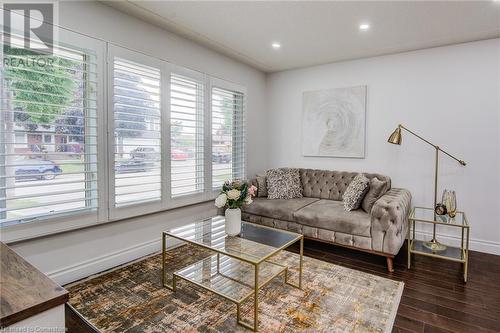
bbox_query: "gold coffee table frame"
[408,206,470,282]
[162,221,303,332]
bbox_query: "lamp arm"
[438,148,467,166]
[399,124,466,166]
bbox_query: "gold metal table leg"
[464,227,469,283]
[254,263,259,331]
[161,232,175,291]
[236,262,260,331]
[298,236,303,289]
[162,232,166,286]
[284,236,303,289]
[407,219,412,269]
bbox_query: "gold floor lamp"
[387,124,466,252]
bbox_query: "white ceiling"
[104,1,500,73]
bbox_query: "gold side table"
[408,207,470,282]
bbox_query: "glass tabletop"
[410,207,468,226]
[164,216,301,264]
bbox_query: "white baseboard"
[47,238,181,285]
[414,230,500,255]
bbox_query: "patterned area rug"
[67,245,403,333]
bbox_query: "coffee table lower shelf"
[167,254,289,331]
[174,255,286,303]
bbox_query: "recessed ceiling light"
[271,42,281,49]
[359,23,370,31]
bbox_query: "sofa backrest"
[299,168,391,201]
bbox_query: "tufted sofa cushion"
[293,199,372,237]
[243,197,319,221]
[299,169,391,200]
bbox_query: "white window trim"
[209,77,247,195]
[167,64,211,208]
[107,45,165,221]
[0,28,108,243]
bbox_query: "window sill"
[1,196,217,244]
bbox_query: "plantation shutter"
[211,86,245,189]
[170,73,204,197]
[0,36,98,225]
[112,57,162,207]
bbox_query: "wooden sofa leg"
[386,257,394,272]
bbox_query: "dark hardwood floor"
[66,240,500,333]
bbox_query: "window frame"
[167,64,211,209]
[0,28,107,242]
[209,77,247,194]
[107,45,166,221]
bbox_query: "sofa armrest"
[370,188,412,255]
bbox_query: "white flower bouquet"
[215,180,257,209]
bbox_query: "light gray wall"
[10,1,268,285]
[265,39,500,254]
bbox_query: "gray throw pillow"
[343,174,370,211]
[256,174,267,197]
[362,177,387,213]
[266,168,303,199]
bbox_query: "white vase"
[225,208,241,236]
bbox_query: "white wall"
[10,1,268,285]
[266,39,500,254]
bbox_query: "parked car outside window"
[15,159,63,181]
[130,147,157,160]
[212,151,231,164]
[171,149,189,161]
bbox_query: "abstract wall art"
[302,85,366,158]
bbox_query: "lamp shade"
[388,127,402,145]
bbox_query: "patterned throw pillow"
[266,168,303,199]
[256,174,267,197]
[343,174,370,211]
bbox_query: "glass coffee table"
[161,216,303,331]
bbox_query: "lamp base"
[423,239,447,252]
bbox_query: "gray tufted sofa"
[243,168,412,272]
